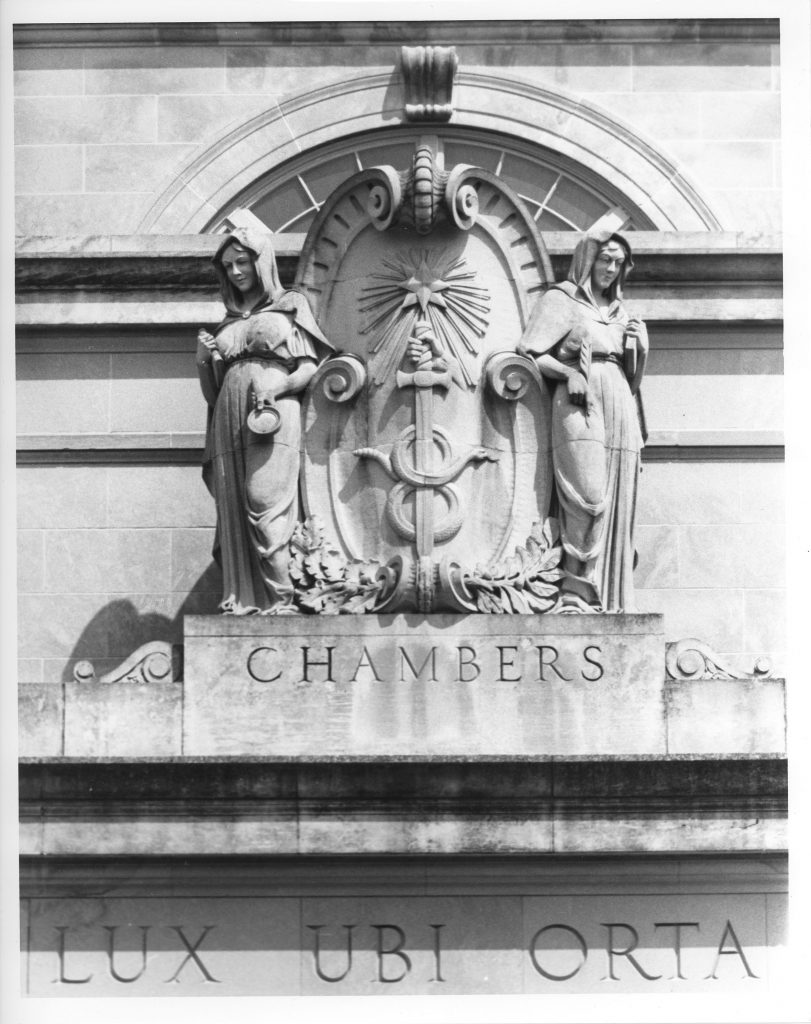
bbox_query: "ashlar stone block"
[15,145,83,194]
[27,896,300,996]
[522,892,769,993]
[85,144,196,193]
[63,678,182,757]
[666,678,786,755]
[19,683,64,757]
[14,96,158,145]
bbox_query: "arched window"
[207,126,655,235]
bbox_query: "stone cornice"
[12,20,780,48]
[15,232,783,296]
[18,755,787,857]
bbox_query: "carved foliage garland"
[286,516,564,615]
[460,518,564,614]
[289,516,391,614]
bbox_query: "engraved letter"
[55,926,93,984]
[307,924,355,983]
[582,645,604,682]
[654,921,699,980]
[165,925,220,983]
[706,920,758,980]
[536,645,572,682]
[497,645,521,682]
[247,646,282,682]
[430,924,446,983]
[602,923,662,981]
[301,646,335,682]
[456,645,481,682]
[529,924,588,981]
[373,924,412,983]
[350,646,383,682]
[399,646,438,682]
[104,925,150,983]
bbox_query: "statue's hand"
[406,336,425,365]
[196,329,218,365]
[625,317,649,355]
[566,372,590,407]
[407,329,443,367]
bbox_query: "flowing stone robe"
[200,229,332,614]
[521,233,644,611]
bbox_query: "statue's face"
[590,240,626,297]
[220,243,258,295]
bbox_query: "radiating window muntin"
[209,126,654,235]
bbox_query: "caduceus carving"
[354,312,498,610]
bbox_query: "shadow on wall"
[61,561,222,683]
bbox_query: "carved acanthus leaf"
[289,516,392,615]
[665,639,773,680]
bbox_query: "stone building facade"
[14,18,787,1006]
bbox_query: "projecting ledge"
[18,755,786,858]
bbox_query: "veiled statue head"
[568,229,634,304]
[212,227,284,313]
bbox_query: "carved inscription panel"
[182,614,665,757]
[23,893,784,996]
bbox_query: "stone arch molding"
[137,70,722,234]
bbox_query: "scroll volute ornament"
[367,143,481,237]
[401,46,458,122]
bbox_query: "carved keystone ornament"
[400,46,458,122]
[295,139,557,613]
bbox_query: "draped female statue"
[520,229,648,612]
[197,228,333,613]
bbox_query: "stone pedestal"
[183,613,665,757]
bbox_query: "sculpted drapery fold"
[520,229,647,613]
[197,228,333,614]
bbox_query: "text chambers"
[246,641,606,684]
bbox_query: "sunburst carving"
[359,248,490,386]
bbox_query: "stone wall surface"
[14,21,781,236]
[17,854,788,997]
[13,23,785,696]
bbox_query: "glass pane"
[547,177,607,231]
[250,178,311,234]
[302,154,359,204]
[538,210,577,232]
[355,141,414,170]
[498,153,560,208]
[443,141,502,173]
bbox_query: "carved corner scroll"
[665,638,773,681]
[485,351,545,402]
[73,641,182,685]
[401,46,458,122]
